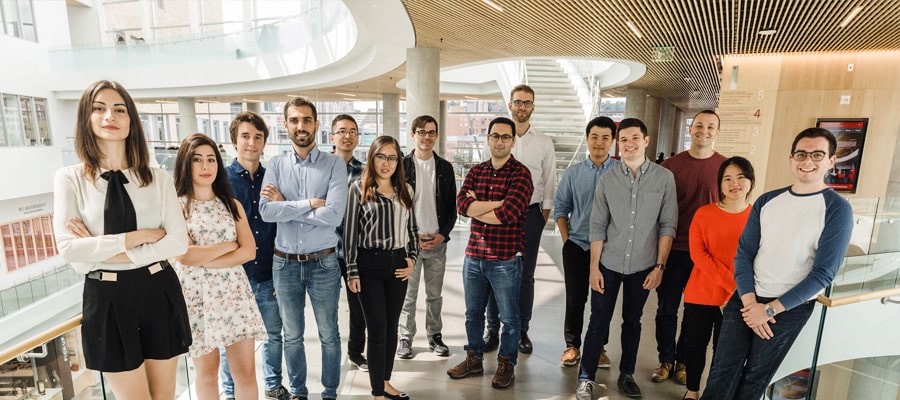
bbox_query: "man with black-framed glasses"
[396,115,457,359]
[483,83,557,356]
[700,128,852,400]
[448,117,533,389]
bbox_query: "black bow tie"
[100,170,137,235]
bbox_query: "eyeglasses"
[511,100,534,108]
[415,130,438,137]
[791,150,827,161]
[374,153,399,164]
[488,134,514,143]
[331,129,358,137]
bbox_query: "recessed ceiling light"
[625,21,642,39]
[840,6,864,28]
[335,92,356,97]
[464,96,477,100]
[758,28,777,36]
[242,99,263,103]
[482,0,503,12]
[154,100,177,104]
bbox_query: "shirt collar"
[229,158,264,175]
[617,158,650,175]
[292,146,321,164]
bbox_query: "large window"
[2,214,57,272]
[0,93,51,147]
[1,0,37,41]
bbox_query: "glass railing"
[766,196,900,399]
[0,265,80,318]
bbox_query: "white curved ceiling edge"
[51,0,415,100]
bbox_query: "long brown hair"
[173,133,241,221]
[74,80,153,186]
[360,136,413,209]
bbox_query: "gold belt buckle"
[100,272,118,282]
[148,262,163,274]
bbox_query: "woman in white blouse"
[53,80,192,399]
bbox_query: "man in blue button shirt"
[220,111,289,400]
[554,117,620,369]
[260,97,348,400]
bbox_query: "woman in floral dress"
[173,133,266,400]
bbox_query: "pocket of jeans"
[272,255,286,271]
[317,254,338,271]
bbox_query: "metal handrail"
[816,286,900,307]
[0,315,82,364]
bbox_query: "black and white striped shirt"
[343,181,418,279]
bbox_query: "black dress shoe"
[383,391,410,400]
[518,332,533,354]
[483,331,499,352]
[617,373,642,398]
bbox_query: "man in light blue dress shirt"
[554,117,620,368]
[259,97,348,400]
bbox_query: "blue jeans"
[463,255,521,364]
[220,278,284,396]
[579,265,652,381]
[273,253,342,399]
[485,206,542,334]
[700,294,814,400]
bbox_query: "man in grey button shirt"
[574,118,677,400]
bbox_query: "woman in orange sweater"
[681,156,755,400]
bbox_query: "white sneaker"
[575,380,594,400]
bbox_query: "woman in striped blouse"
[344,135,418,400]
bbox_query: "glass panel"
[102,0,142,43]
[3,94,24,146]
[13,281,33,309]
[2,224,15,271]
[19,96,36,146]
[869,197,900,254]
[0,286,19,316]
[29,274,46,300]
[2,0,20,37]
[33,97,50,145]
[16,0,34,41]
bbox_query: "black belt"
[275,247,336,262]
[86,260,170,282]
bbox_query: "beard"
[291,130,316,148]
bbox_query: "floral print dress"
[175,197,265,358]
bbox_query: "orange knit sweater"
[684,203,751,306]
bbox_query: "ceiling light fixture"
[464,96,477,100]
[482,0,504,12]
[154,100,177,104]
[335,92,356,97]
[839,6,863,28]
[342,98,358,101]
[625,21,642,39]
[758,28,777,36]
[242,99,263,103]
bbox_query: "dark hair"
[509,84,535,101]
[718,156,756,200]
[331,114,358,131]
[488,117,516,136]
[791,127,837,156]
[360,136,413,209]
[586,116,618,138]
[283,96,318,121]
[693,109,721,127]
[174,133,241,221]
[410,115,438,133]
[229,111,269,144]
[75,80,153,186]
[617,118,648,137]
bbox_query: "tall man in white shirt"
[484,84,557,354]
[396,115,457,359]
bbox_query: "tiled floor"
[233,229,696,400]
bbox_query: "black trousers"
[339,257,367,356]
[562,240,606,350]
[681,302,723,392]
[357,248,409,397]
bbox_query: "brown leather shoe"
[491,355,515,389]
[652,362,673,382]
[447,350,483,379]
[598,349,611,368]
[674,361,687,385]
[560,347,580,367]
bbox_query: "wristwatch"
[764,303,776,317]
[654,263,666,271]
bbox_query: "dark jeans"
[562,240,607,350]
[656,249,693,363]
[339,257,367,356]
[578,265,652,381]
[463,256,522,364]
[486,205,543,335]
[356,248,409,397]
[700,294,815,400]
[681,303,723,392]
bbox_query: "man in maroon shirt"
[653,110,727,385]
[446,117,533,390]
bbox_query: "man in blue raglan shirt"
[700,127,853,400]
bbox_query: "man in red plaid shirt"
[446,117,533,389]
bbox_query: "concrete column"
[438,100,447,157]
[245,102,262,113]
[405,47,441,138]
[177,97,197,140]
[66,4,102,46]
[382,93,400,140]
[624,87,647,119]
[644,96,661,161]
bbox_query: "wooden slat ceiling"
[186,1,900,110]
